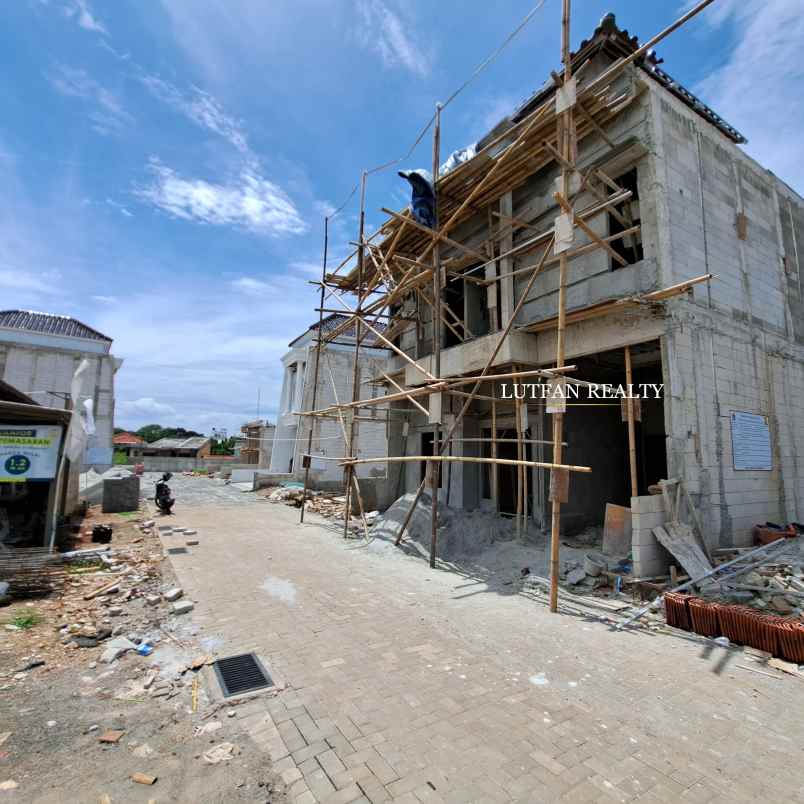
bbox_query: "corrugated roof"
[0,310,112,342]
[146,436,210,451]
[0,379,38,405]
[289,313,388,348]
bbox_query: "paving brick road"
[161,480,804,803]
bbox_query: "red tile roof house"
[112,432,145,456]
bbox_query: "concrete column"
[499,192,515,325]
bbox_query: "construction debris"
[266,487,364,524]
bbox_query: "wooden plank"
[603,503,632,555]
[652,523,712,579]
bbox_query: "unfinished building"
[271,314,393,509]
[299,9,804,589]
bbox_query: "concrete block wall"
[661,308,804,547]
[631,495,672,577]
[648,78,804,549]
[102,475,140,513]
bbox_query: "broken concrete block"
[566,568,587,585]
[771,595,794,614]
[100,637,137,664]
[171,601,194,615]
[744,571,766,587]
[163,588,183,602]
[145,595,160,606]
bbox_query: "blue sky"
[2,0,802,435]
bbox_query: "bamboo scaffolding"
[323,353,370,540]
[296,0,719,613]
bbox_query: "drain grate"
[166,547,188,555]
[214,653,272,697]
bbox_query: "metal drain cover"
[166,547,188,555]
[214,653,272,697]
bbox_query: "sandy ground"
[0,503,286,804]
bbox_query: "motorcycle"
[154,472,175,514]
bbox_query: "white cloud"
[231,276,278,296]
[64,0,107,34]
[0,269,60,295]
[91,275,320,433]
[118,397,177,418]
[105,198,133,217]
[135,158,308,236]
[47,65,132,135]
[313,200,337,218]
[692,0,804,194]
[356,0,430,76]
[141,76,249,154]
[91,295,118,304]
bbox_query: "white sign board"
[731,412,772,471]
[0,424,64,482]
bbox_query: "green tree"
[135,424,204,443]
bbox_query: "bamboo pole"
[491,398,498,512]
[382,373,429,416]
[343,171,367,538]
[549,0,574,614]
[624,345,638,498]
[431,102,442,570]
[340,455,592,473]
[395,477,426,546]
[324,354,370,540]
[523,403,529,536]
[515,364,523,539]
[580,0,718,101]
[300,216,329,524]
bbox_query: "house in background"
[113,431,145,458]
[239,419,275,468]
[131,435,211,460]
[268,314,393,509]
[0,310,121,473]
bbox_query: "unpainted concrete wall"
[650,80,804,547]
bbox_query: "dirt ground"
[0,505,286,803]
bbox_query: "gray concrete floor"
[143,472,264,509]
[159,478,804,803]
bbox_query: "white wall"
[0,340,120,472]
